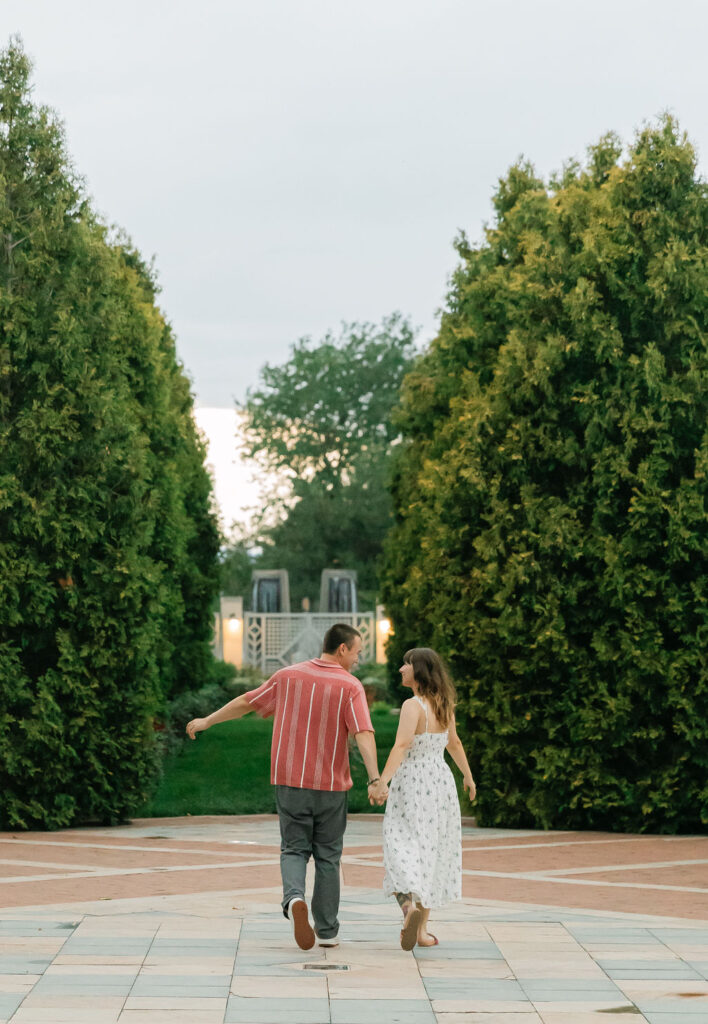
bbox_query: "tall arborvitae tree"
[0,39,219,828]
[382,118,708,833]
[114,243,220,697]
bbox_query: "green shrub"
[356,662,394,705]
[0,40,219,829]
[382,118,708,833]
[161,664,265,754]
[369,701,395,714]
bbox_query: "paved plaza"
[1,815,707,1023]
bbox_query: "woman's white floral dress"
[382,695,462,908]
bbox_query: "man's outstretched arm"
[186,693,253,739]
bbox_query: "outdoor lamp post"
[375,605,391,664]
[220,595,244,668]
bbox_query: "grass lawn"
[139,710,401,817]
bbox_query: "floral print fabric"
[382,695,462,909]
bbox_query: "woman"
[370,648,475,950]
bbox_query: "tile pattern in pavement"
[0,817,707,1023]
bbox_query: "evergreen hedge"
[382,119,708,833]
[0,40,219,828]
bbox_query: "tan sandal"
[400,905,422,951]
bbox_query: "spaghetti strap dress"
[382,695,462,908]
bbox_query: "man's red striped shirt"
[244,658,374,791]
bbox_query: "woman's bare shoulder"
[400,696,423,716]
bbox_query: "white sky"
[193,408,261,539]
[4,0,708,529]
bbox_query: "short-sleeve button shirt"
[244,658,374,791]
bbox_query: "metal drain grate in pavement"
[303,964,350,971]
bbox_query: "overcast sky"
[4,1,708,531]
[6,0,708,409]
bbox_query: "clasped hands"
[367,779,388,806]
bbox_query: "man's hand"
[368,780,388,806]
[186,718,209,740]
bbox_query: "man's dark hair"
[322,623,361,654]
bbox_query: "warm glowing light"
[227,615,242,635]
[378,618,391,634]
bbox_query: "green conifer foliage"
[0,40,219,828]
[382,120,708,832]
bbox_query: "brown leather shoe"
[290,898,315,950]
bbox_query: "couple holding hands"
[186,624,475,951]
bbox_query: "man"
[186,623,381,950]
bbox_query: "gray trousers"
[275,785,348,940]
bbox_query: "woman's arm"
[446,715,476,799]
[378,699,421,787]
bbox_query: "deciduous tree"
[238,316,416,609]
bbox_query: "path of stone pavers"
[1,817,707,1023]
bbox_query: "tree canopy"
[381,118,708,833]
[238,315,417,609]
[0,38,220,829]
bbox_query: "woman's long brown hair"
[404,647,456,727]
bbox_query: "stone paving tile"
[431,1000,534,1013]
[224,995,330,1023]
[639,1016,699,1024]
[687,960,708,979]
[53,955,145,966]
[29,973,135,996]
[10,1011,122,1023]
[532,1000,637,1013]
[520,977,622,992]
[0,956,51,974]
[436,1015,542,1024]
[129,974,231,998]
[538,1015,647,1023]
[652,929,708,943]
[17,995,127,1009]
[327,967,427,1000]
[608,967,704,980]
[229,975,328,998]
[414,941,504,960]
[118,1014,225,1024]
[617,980,708,997]
[140,959,235,974]
[584,945,680,959]
[0,975,38,992]
[61,938,152,952]
[123,997,228,1010]
[0,923,76,938]
[423,977,527,1000]
[634,1002,708,1017]
[417,957,514,978]
[150,938,237,951]
[330,999,436,1023]
[0,992,24,1018]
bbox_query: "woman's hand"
[186,718,208,740]
[463,775,476,801]
[368,780,388,805]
